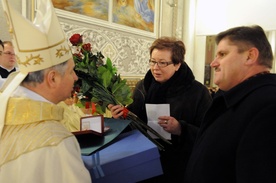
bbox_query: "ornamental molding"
[61,22,153,77]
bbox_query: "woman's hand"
[108,104,124,119]
[158,116,181,135]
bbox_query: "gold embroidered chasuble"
[0,98,91,183]
[0,98,73,166]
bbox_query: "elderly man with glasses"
[0,40,18,78]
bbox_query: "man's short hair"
[22,60,69,84]
[0,40,4,49]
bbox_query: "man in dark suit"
[184,25,276,183]
[0,41,17,78]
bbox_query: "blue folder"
[82,130,163,183]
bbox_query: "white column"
[181,0,206,83]
[267,31,276,73]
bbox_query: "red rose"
[91,102,96,114]
[123,107,129,119]
[69,34,82,46]
[81,43,92,53]
[73,53,82,62]
[73,53,82,57]
[74,86,80,93]
[85,101,90,109]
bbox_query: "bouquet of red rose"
[69,34,171,150]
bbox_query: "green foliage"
[70,35,133,114]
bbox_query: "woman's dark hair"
[149,36,186,64]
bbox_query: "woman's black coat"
[128,63,212,183]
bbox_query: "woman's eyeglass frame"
[149,59,174,68]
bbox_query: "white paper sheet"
[146,104,171,140]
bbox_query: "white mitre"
[0,0,72,137]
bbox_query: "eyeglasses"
[3,52,15,56]
[149,59,173,68]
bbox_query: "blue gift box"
[82,129,163,183]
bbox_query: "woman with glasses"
[109,37,212,183]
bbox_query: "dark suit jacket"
[184,73,276,183]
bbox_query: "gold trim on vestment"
[5,98,63,125]
[0,98,73,167]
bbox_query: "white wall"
[0,0,23,41]
[196,0,276,35]
[194,0,276,77]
